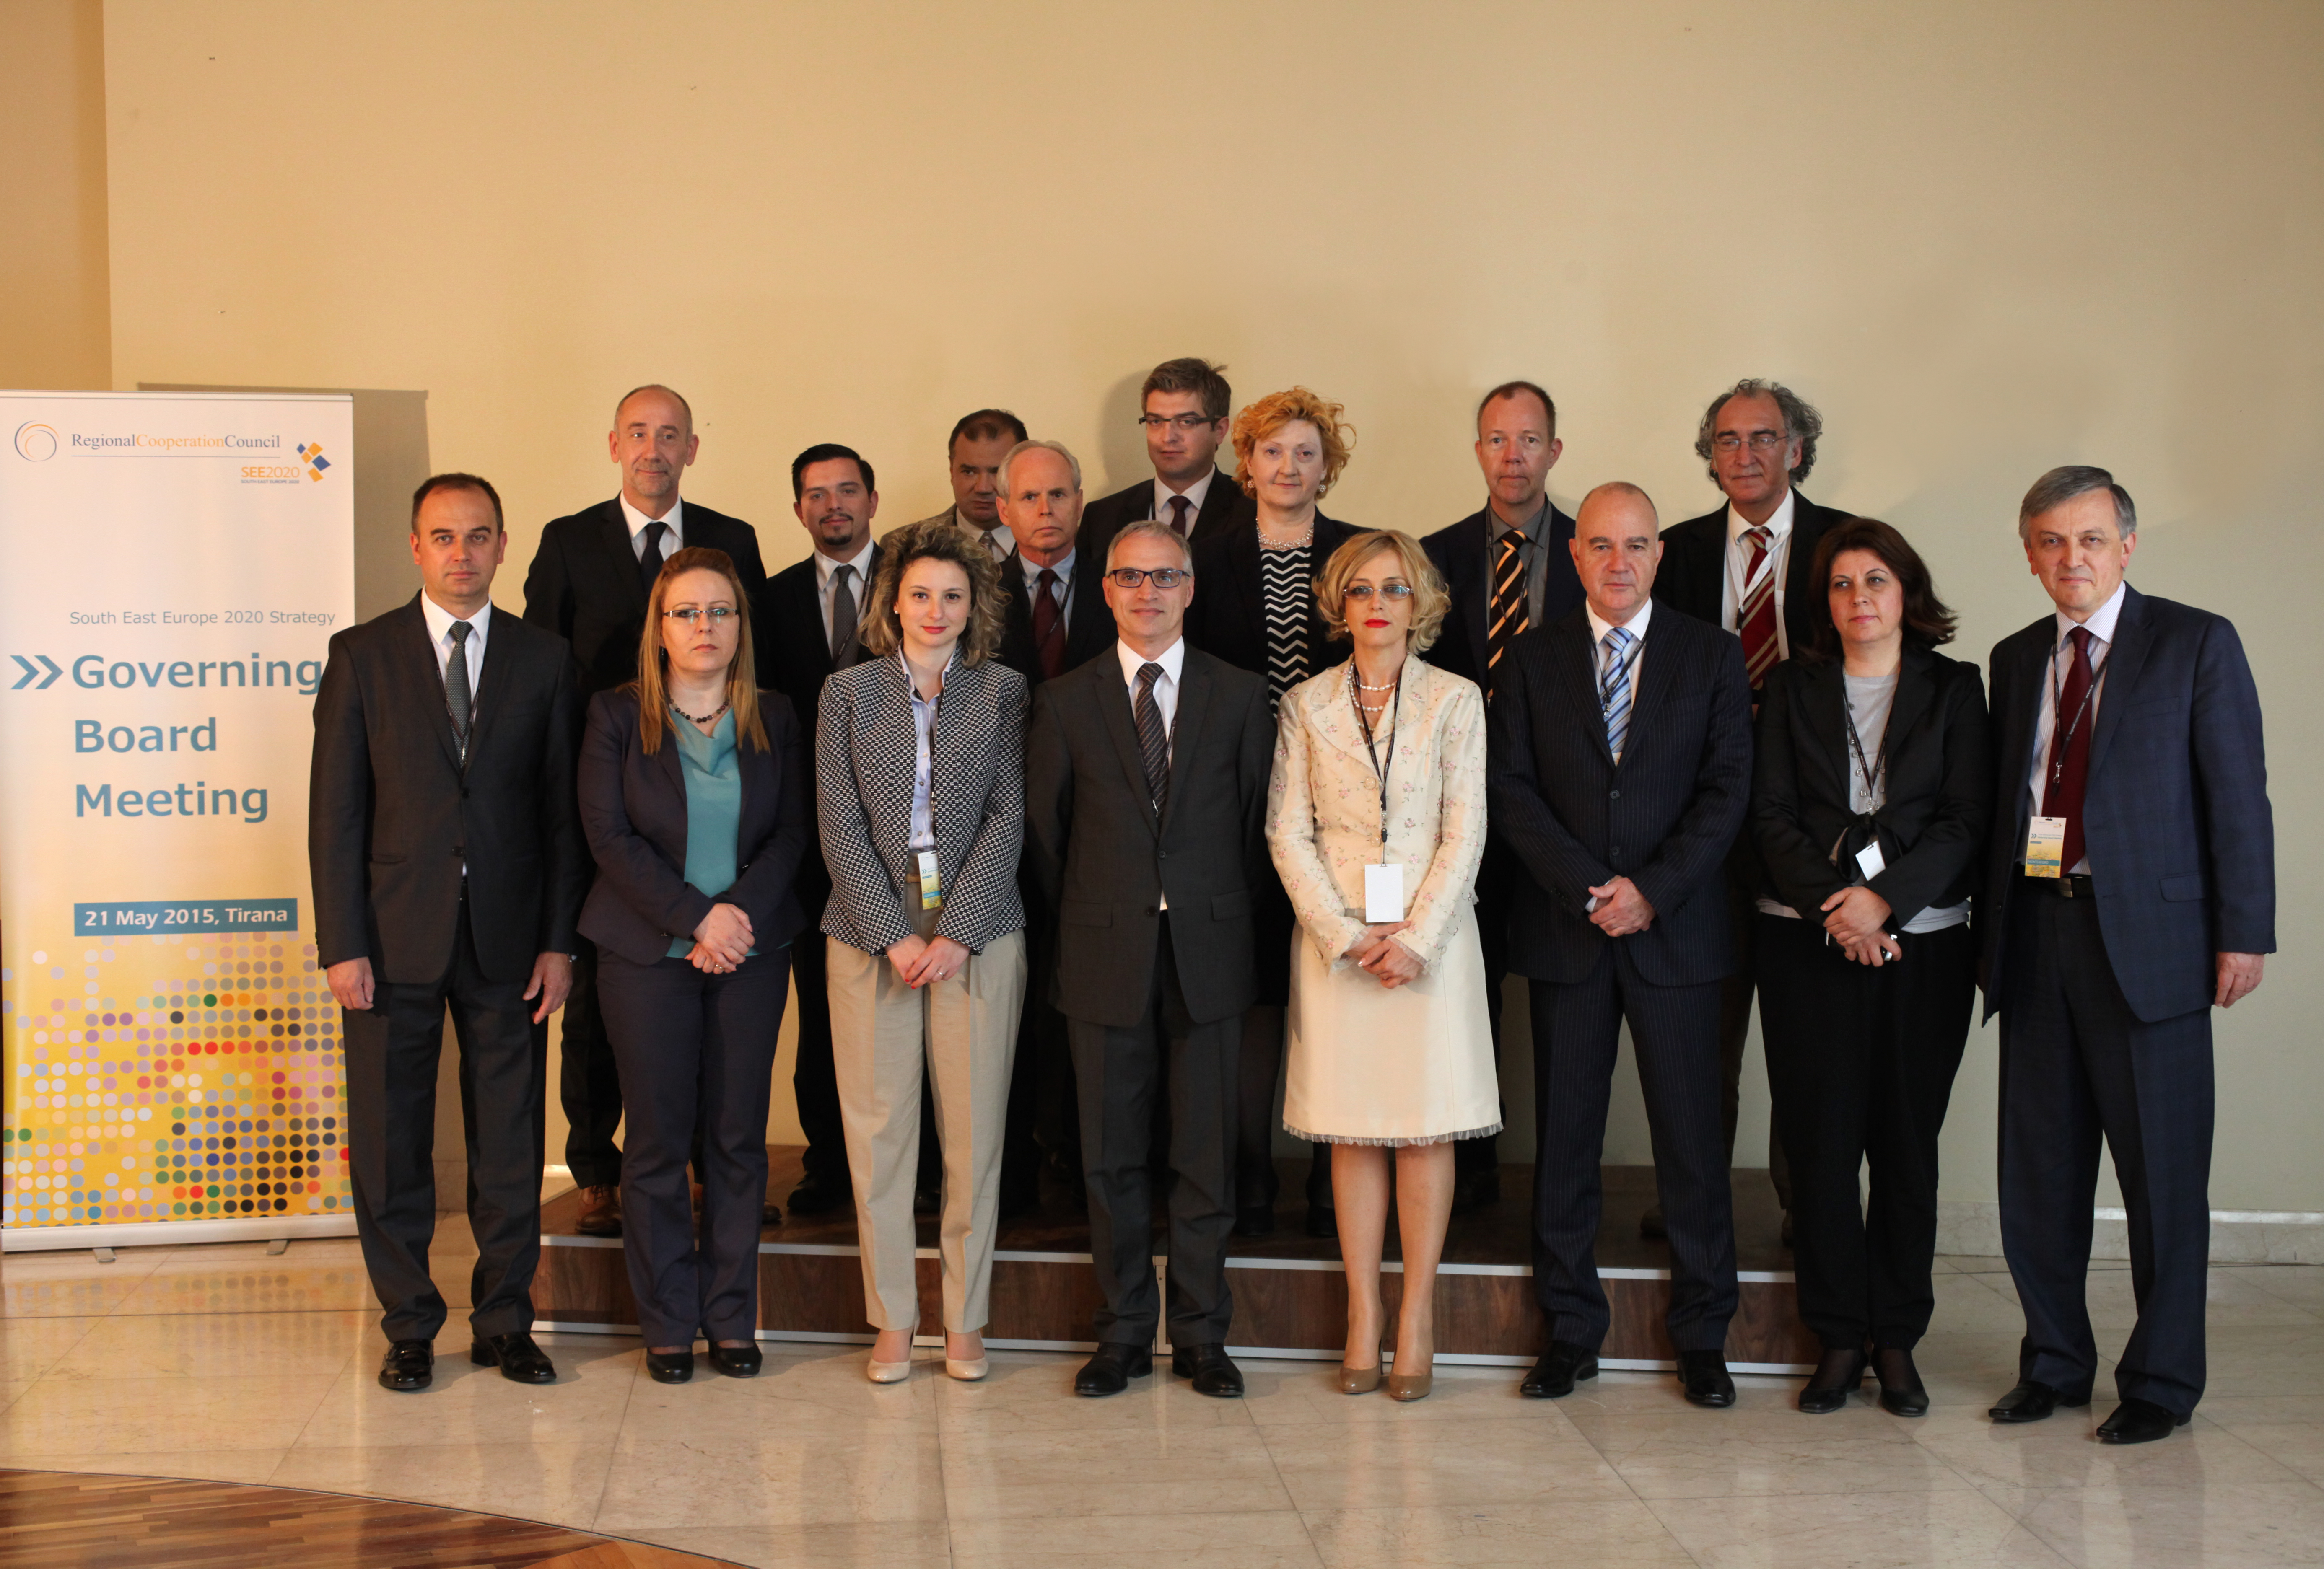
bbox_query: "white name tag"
[2023,816,2067,879]
[1364,862,1406,923]
[1855,839,1888,881]
[915,849,943,910]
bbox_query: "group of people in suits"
[309,366,2271,1445]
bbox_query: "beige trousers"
[826,892,1026,1333]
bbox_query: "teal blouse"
[667,709,754,959]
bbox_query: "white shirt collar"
[1726,487,1796,544]
[620,493,684,545]
[1154,469,1214,521]
[1116,635,1186,687]
[2055,579,2129,647]
[1585,596,1652,648]
[420,592,493,645]
[814,537,875,590]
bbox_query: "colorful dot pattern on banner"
[1,934,352,1227]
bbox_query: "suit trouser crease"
[786,917,847,1180]
[557,932,625,1189]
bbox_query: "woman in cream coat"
[1267,529,1497,1401]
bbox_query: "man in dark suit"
[901,408,1027,562]
[1982,466,2272,1445]
[752,442,881,1216]
[1488,482,1754,1408]
[1078,357,1255,572]
[311,472,588,1393]
[1026,521,1277,1398]
[523,384,768,1236]
[1420,379,1583,1213]
[1647,378,1844,1241]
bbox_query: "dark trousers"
[1530,942,1738,1352]
[1234,1005,1332,1214]
[558,933,625,1189]
[788,921,846,1184]
[599,947,789,1347]
[342,900,544,1343]
[1757,916,1974,1350]
[2000,886,2213,1418]
[1458,842,1517,1180]
[1069,919,1237,1347]
[1718,870,1791,1207]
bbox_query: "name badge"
[915,849,944,910]
[2023,816,2067,879]
[1855,839,1888,881]
[1364,862,1406,923]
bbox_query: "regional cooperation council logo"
[296,440,332,481]
[13,422,60,461]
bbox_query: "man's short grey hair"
[2018,465,2137,543]
[1105,519,1194,572]
[997,438,1082,498]
[1693,378,1824,486]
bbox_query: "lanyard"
[1350,665,1401,851]
[1840,691,1887,809]
[2046,632,2110,790]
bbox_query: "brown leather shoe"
[575,1185,622,1238]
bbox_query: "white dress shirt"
[1585,595,1652,754]
[899,653,942,852]
[619,494,685,559]
[1116,636,1186,910]
[2026,579,2127,875]
[814,539,876,646]
[1019,546,1079,630]
[419,593,492,690]
[1722,488,1795,660]
[1153,469,1216,531]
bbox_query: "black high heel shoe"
[645,1349,695,1384]
[1873,1346,1928,1417]
[707,1341,763,1378]
[1797,1346,1868,1414]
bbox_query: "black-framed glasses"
[1712,431,1789,453]
[1342,582,1415,602]
[1136,413,1218,431]
[1105,567,1192,589]
[662,605,737,627]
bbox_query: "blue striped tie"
[1600,626,1634,761]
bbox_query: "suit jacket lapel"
[597,500,648,612]
[397,598,463,770]
[1458,517,1492,679]
[1883,649,1937,766]
[460,610,518,770]
[1611,614,1676,771]
[2087,586,2149,779]
[1157,652,1212,837]
[1802,658,1851,797]
[1095,660,1160,835]
[1553,617,1614,766]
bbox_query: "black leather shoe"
[1873,1346,1929,1417]
[1678,1349,1736,1408]
[470,1331,557,1384]
[1074,1341,1154,1396]
[574,1184,622,1238]
[1520,1339,1600,1398]
[645,1350,694,1384]
[1304,1204,1338,1240]
[760,1199,784,1226]
[1798,1348,1868,1415]
[1988,1378,2089,1424]
[2096,1397,2188,1445]
[1452,1169,1500,1216]
[1233,1205,1277,1239]
[378,1339,433,1393]
[1638,1204,1668,1240]
[913,1182,941,1217]
[1171,1342,1245,1398]
[707,1342,763,1378]
[786,1170,848,1216]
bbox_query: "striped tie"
[1600,625,1635,761]
[1487,528,1530,696]
[1133,663,1170,814]
[1737,525,1779,690]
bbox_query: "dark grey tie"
[445,621,473,756]
[1134,662,1169,814]
[828,563,858,664]
[638,520,669,593]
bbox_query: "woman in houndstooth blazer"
[818,520,1030,1385]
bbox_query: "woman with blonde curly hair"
[1266,528,1497,1402]
[817,520,1030,1385]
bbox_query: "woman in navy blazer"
[578,546,808,1385]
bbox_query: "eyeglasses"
[662,606,737,627]
[1342,582,1415,602]
[1105,567,1192,589]
[1712,431,1790,453]
[1136,413,1218,432]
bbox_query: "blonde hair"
[1231,387,1354,500]
[857,519,1007,665]
[633,546,771,755]
[1315,530,1450,655]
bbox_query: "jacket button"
[1609,789,1620,800]
[452,845,464,857]
[1609,846,1622,858]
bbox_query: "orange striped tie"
[1487,529,1530,697]
[1738,526,1779,690]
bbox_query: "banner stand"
[3,1213,354,1253]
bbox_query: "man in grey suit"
[1026,521,1277,1398]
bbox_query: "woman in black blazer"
[1751,517,1991,1417]
[577,546,809,1385]
[1182,386,1359,1240]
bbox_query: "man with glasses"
[1026,521,1277,1398]
[1080,358,1255,574]
[908,409,1029,563]
[1646,379,1845,1245]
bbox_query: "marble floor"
[4,1230,2322,1568]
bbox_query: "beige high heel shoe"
[866,1329,915,1384]
[1386,1337,1435,1401]
[1338,1362,1383,1395]
[944,1335,990,1381]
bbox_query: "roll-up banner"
[1,391,357,1249]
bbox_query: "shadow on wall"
[1091,368,1149,496]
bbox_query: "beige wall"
[0,0,111,389]
[86,1,2323,1207]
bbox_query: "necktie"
[2041,626,2097,871]
[1600,625,1634,761]
[1133,662,1170,814]
[445,621,474,758]
[638,520,669,594]
[1737,525,1779,690]
[1487,528,1530,698]
[1032,567,1066,681]
[1167,495,1192,536]
[828,563,858,665]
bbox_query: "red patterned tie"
[1737,526,1779,690]
[2041,627,2097,872]
[1032,568,1066,681]
[1167,495,1191,536]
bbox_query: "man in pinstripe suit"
[1487,482,1755,1408]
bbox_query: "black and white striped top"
[1259,540,1314,706]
